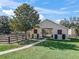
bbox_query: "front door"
[62,34,66,39]
[54,34,58,39]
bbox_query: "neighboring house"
[27,20,68,40]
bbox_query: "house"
[27,20,68,40]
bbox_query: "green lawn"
[1,40,79,59]
[0,44,21,52]
[0,40,37,52]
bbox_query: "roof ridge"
[40,19,68,29]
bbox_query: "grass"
[1,40,79,59]
[0,44,21,52]
[0,40,37,52]
[36,40,79,50]
[18,40,38,45]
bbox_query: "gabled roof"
[40,19,68,29]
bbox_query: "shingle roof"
[40,19,68,29]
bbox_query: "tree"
[74,23,79,36]
[12,3,40,39]
[60,17,79,36]
[9,17,19,32]
[60,18,70,28]
[0,16,11,34]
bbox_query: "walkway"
[0,39,46,55]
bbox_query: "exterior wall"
[27,28,42,39]
[27,20,68,39]
[68,28,76,37]
[27,30,33,39]
[39,20,68,39]
[37,28,42,38]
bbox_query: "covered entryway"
[42,28,53,37]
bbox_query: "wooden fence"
[0,34,25,44]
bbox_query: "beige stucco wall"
[27,20,68,39]
[68,28,76,37]
[39,20,68,35]
[27,28,42,39]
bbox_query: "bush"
[69,37,79,41]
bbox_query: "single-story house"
[27,20,68,40]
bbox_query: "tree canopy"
[13,3,40,31]
[10,3,40,39]
[60,17,79,36]
[0,16,11,34]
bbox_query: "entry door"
[62,34,66,39]
[54,34,58,39]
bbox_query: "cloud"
[0,6,2,9]
[0,0,39,9]
[2,9,14,16]
[39,14,45,20]
[60,7,68,10]
[66,0,77,5]
[35,7,70,22]
[0,9,14,16]
[28,0,39,4]
[53,19,64,24]
[0,0,21,8]
[74,10,79,13]
[43,2,49,5]
[60,0,78,11]
[35,7,69,15]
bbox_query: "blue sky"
[0,0,79,22]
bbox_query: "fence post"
[8,36,10,44]
[16,35,18,43]
[22,35,24,40]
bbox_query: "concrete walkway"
[0,39,46,55]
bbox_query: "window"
[34,29,37,34]
[58,30,62,34]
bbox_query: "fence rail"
[0,34,25,44]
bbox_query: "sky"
[0,0,79,23]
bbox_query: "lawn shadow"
[18,40,38,45]
[36,40,79,51]
[47,38,79,42]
